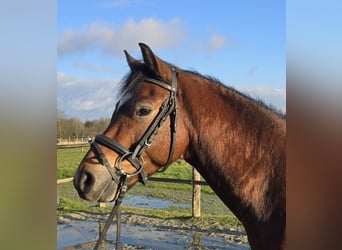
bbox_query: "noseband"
[91,68,178,190]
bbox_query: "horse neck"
[179,73,286,223]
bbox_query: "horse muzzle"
[74,163,120,202]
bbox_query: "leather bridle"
[91,68,178,249]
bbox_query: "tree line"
[57,109,111,140]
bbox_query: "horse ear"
[124,50,142,71]
[139,43,161,77]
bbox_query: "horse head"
[74,43,189,202]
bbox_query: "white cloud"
[57,72,84,87]
[72,63,116,73]
[57,71,118,88]
[58,18,185,57]
[236,86,286,113]
[57,71,120,117]
[69,94,113,111]
[189,33,231,57]
[241,87,286,98]
[208,34,226,52]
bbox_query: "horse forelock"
[117,60,179,105]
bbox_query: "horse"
[74,43,286,250]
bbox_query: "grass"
[56,146,192,180]
[57,147,246,239]
[57,147,232,219]
[57,147,89,179]
[58,197,90,213]
[121,206,244,231]
[57,147,213,193]
[57,199,244,233]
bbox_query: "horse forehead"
[117,91,134,109]
[117,88,148,109]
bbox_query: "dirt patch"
[58,211,249,249]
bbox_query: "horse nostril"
[78,171,94,193]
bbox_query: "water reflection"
[192,232,202,250]
[114,194,190,209]
[58,196,249,250]
[58,216,249,250]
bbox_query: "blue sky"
[58,0,285,121]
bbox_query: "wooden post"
[192,167,201,217]
[98,202,106,208]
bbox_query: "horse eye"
[136,107,152,117]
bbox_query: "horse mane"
[184,69,286,120]
[174,69,286,222]
[117,61,285,120]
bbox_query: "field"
[57,147,248,249]
[58,146,226,212]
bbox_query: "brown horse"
[74,43,286,250]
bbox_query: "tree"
[57,109,110,139]
[57,109,67,138]
[84,118,111,137]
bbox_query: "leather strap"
[91,68,178,249]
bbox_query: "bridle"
[91,67,177,188]
[91,68,178,249]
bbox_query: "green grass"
[56,146,193,180]
[57,147,89,179]
[57,147,245,236]
[57,147,229,217]
[57,201,243,232]
[57,146,211,193]
[121,206,244,231]
[58,197,90,214]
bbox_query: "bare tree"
[57,109,110,140]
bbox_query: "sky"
[58,0,285,121]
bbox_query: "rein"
[91,68,178,249]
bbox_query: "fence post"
[98,202,106,208]
[192,167,201,217]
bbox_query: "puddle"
[58,195,249,249]
[57,218,249,250]
[87,195,189,210]
[119,194,190,209]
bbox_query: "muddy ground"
[57,210,249,250]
